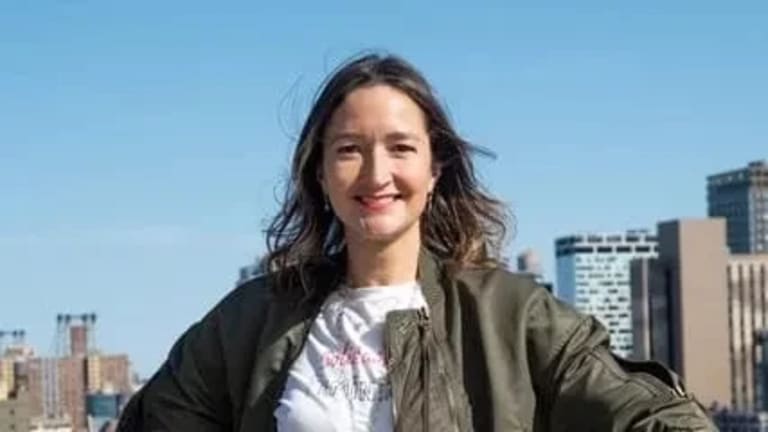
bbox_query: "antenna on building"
[0,328,26,354]
[84,313,97,354]
[11,329,25,345]
[43,312,98,420]
[56,313,69,358]
[54,312,98,357]
[44,316,66,419]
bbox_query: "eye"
[336,143,360,154]
[392,143,417,154]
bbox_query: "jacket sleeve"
[117,313,231,432]
[527,290,718,432]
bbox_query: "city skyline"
[0,318,133,431]
[2,2,766,377]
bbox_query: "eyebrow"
[326,131,424,145]
[385,131,424,142]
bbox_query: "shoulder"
[206,259,339,335]
[449,264,593,357]
[216,273,274,316]
[180,273,273,341]
[450,265,550,313]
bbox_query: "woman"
[118,54,715,431]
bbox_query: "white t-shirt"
[274,281,428,432]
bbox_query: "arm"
[527,291,717,431]
[117,315,231,431]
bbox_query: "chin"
[339,211,422,244]
[346,220,413,245]
[357,226,403,242]
[361,231,402,243]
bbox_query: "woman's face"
[320,84,437,246]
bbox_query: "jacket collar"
[325,247,446,314]
[416,248,448,341]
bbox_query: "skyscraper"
[728,254,768,411]
[708,160,768,254]
[555,230,658,358]
[629,218,731,409]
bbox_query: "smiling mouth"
[355,194,402,211]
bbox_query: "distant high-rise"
[516,249,553,292]
[0,390,32,432]
[517,249,543,276]
[555,230,658,358]
[629,218,731,408]
[237,263,262,286]
[727,254,768,411]
[708,160,768,254]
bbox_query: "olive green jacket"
[117,251,717,431]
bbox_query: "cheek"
[322,159,351,187]
[399,165,436,194]
[324,171,355,201]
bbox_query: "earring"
[324,195,331,212]
[426,192,434,214]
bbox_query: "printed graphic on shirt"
[275,282,427,432]
[316,341,390,402]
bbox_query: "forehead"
[324,84,428,137]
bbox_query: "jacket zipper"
[437,348,461,432]
[419,308,430,432]
[387,314,401,430]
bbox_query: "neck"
[344,228,421,288]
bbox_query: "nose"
[360,146,392,188]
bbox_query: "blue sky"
[1,1,766,377]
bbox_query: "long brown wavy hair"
[264,53,510,295]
